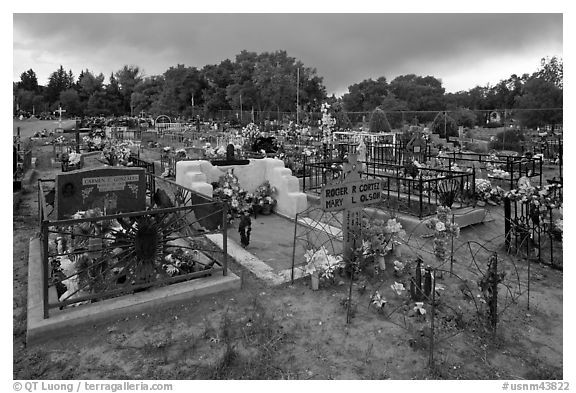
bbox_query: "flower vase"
[261,203,273,215]
[393,244,402,258]
[377,253,387,270]
[311,272,320,291]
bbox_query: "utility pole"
[240,93,243,122]
[296,67,300,126]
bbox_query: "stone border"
[26,237,241,345]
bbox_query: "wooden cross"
[321,153,383,262]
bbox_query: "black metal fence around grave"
[37,176,229,319]
[335,141,432,166]
[435,151,543,190]
[128,154,156,194]
[303,160,475,218]
[504,186,563,270]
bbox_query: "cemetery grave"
[27,152,240,343]
[13,118,563,380]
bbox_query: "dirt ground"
[12,141,564,380]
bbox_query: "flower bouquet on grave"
[425,206,460,269]
[252,181,277,215]
[102,140,132,166]
[362,218,406,271]
[304,246,344,290]
[213,169,249,221]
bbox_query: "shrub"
[430,112,458,139]
[489,129,525,152]
[369,108,392,133]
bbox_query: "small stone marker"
[320,154,383,261]
[55,166,146,219]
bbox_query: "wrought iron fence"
[37,176,228,318]
[303,160,475,218]
[435,151,542,190]
[504,192,562,270]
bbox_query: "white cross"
[55,105,66,128]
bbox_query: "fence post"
[41,223,49,319]
[472,166,476,197]
[490,253,498,333]
[291,212,299,284]
[428,269,436,368]
[419,175,424,219]
[539,157,543,186]
[302,154,306,192]
[222,203,228,276]
[504,197,511,250]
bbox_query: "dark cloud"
[13,13,562,94]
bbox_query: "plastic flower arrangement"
[362,217,406,256]
[319,103,336,144]
[83,135,106,151]
[241,122,261,139]
[490,168,510,179]
[68,152,81,166]
[175,148,187,159]
[163,249,205,276]
[465,178,504,205]
[213,169,249,219]
[252,181,277,207]
[102,140,132,166]
[425,206,460,264]
[390,281,406,296]
[505,182,563,227]
[304,246,344,281]
[371,291,387,309]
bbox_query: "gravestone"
[320,154,383,261]
[55,166,146,219]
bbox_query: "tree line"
[13,51,562,129]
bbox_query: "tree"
[19,69,39,92]
[46,65,75,105]
[103,73,124,116]
[201,60,236,115]
[342,77,388,112]
[388,74,445,115]
[77,70,104,99]
[450,108,477,128]
[514,77,562,129]
[430,112,458,139]
[535,56,563,89]
[368,108,392,133]
[131,75,165,116]
[489,129,525,152]
[115,65,143,115]
[59,89,81,116]
[86,91,112,116]
[379,94,409,129]
[155,64,205,117]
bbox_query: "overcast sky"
[13,13,562,97]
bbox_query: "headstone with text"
[320,154,383,261]
[55,167,146,219]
